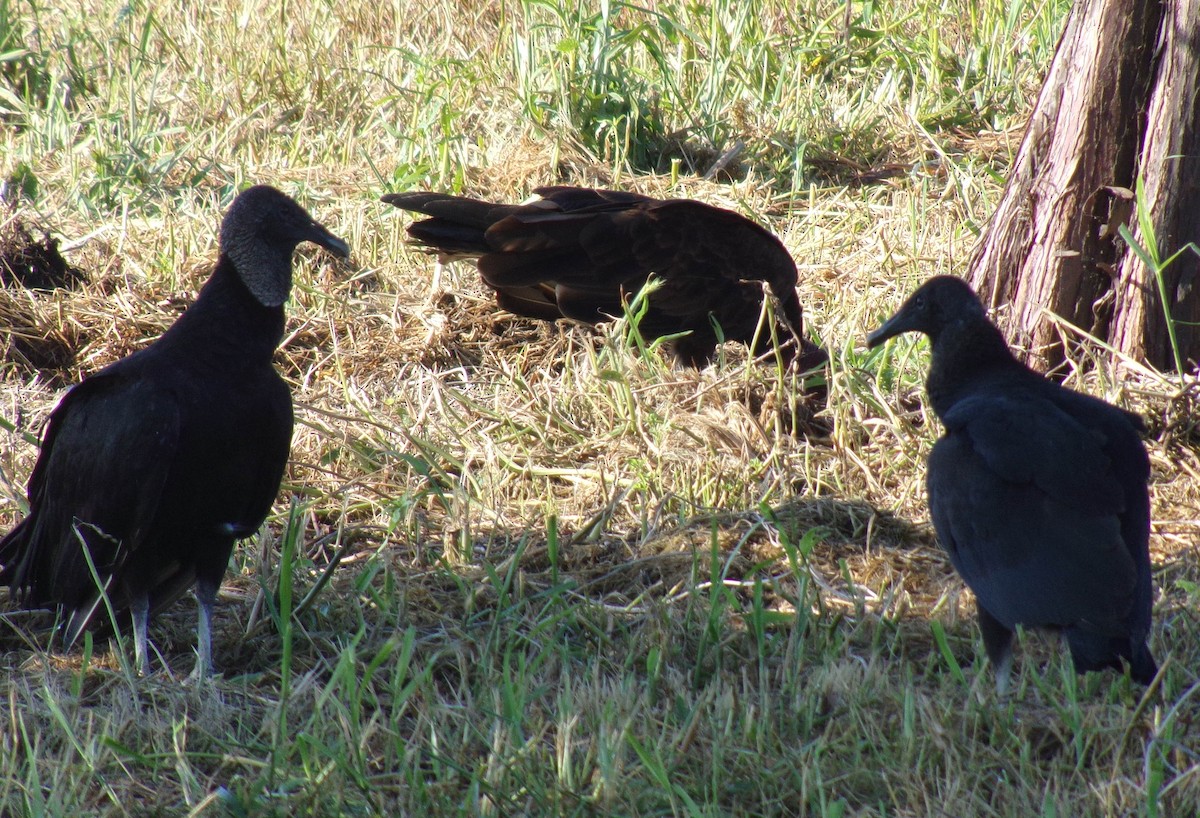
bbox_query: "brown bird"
[382,186,826,370]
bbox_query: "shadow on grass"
[0,494,938,677]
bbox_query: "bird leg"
[190,576,218,680]
[977,606,1014,695]
[131,592,151,676]
[991,650,1015,697]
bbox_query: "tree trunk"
[1109,0,1200,369]
[968,0,1200,373]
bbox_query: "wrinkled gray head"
[220,185,350,307]
[866,275,987,348]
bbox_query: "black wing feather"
[0,372,180,615]
[927,416,1137,637]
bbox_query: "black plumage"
[0,185,349,676]
[382,186,827,369]
[867,276,1156,692]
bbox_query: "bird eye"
[913,294,927,310]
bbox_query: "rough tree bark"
[967,0,1200,373]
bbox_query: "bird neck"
[159,257,286,362]
[926,316,1018,416]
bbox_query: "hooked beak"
[306,221,351,259]
[866,306,916,349]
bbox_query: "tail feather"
[381,192,506,228]
[384,193,520,258]
[0,517,31,587]
[1066,628,1158,685]
[532,186,654,209]
[1128,640,1159,685]
[407,219,491,258]
[61,573,117,648]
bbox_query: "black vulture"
[867,276,1156,692]
[0,185,350,676]
[381,187,827,370]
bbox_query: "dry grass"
[1,0,1199,815]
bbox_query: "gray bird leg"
[191,577,218,680]
[992,649,1014,696]
[978,606,1014,696]
[131,592,150,676]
